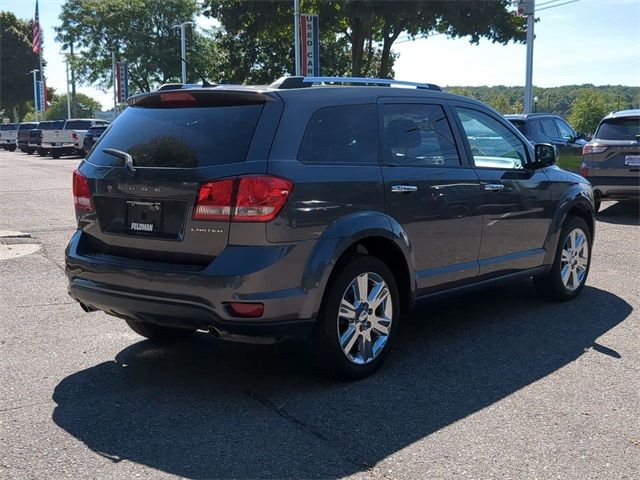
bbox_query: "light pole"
[523,0,535,114]
[294,0,301,76]
[173,22,195,84]
[29,69,39,121]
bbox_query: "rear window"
[596,117,640,140]
[298,104,378,164]
[87,103,264,168]
[65,120,93,130]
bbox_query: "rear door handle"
[483,183,504,192]
[391,185,418,193]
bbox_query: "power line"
[537,0,581,12]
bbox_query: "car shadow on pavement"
[596,201,639,226]
[52,284,631,479]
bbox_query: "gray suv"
[580,109,639,212]
[66,77,595,379]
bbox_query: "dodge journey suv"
[66,76,595,379]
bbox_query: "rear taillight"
[192,179,234,221]
[580,164,589,178]
[73,170,94,217]
[582,144,608,155]
[192,175,293,223]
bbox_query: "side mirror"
[528,143,556,169]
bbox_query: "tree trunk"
[378,28,402,79]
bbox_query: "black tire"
[124,319,195,343]
[314,255,400,380]
[594,200,601,213]
[534,216,592,302]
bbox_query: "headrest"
[386,119,421,148]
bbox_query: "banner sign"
[299,14,320,76]
[514,0,535,15]
[115,62,129,103]
[35,80,45,112]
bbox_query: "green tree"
[568,90,617,135]
[0,12,41,121]
[204,0,526,79]
[56,0,216,93]
[45,93,102,120]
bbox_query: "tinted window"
[65,120,93,130]
[382,104,460,167]
[554,119,575,139]
[88,104,263,168]
[456,107,527,170]
[298,104,377,164]
[596,117,640,140]
[508,120,527,135]
[540,118,559,137]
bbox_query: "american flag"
[32,0,41,55]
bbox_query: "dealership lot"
[0,150,638,479]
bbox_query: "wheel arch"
[302,211,416,319]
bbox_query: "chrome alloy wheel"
[337,272,393,365]
[561,228,589,291]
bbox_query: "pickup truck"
[17,122,39,154]
[35,120,65,156]
[0,123,18,151]
[43,118,109,158]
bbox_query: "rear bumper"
[65,230,321,342]
[588,176,640,199]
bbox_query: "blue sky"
[3,0,640,110]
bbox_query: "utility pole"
[29,69,40,121]
[112,50,118,119]
[65,57,71,118]
[523,0,535,114]
[69,43,78,118]
[172,22,194,84]
[294,0,301,76]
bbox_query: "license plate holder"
[126,200,162,233]
[624,155,640,167]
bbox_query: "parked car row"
[1,118,110,158]
[506,110,639,212]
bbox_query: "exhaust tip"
[79,302,96,313]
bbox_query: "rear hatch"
[585,115,640,178]
[77,88,282,266]
[18,123,38,142]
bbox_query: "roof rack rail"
[270,76,442,91]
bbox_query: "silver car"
[581,109,640,212]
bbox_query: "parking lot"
[0,149,638,479]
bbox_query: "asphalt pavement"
[1,150,638,479]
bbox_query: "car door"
[554,117,586,171]
[378,99,483,293]
[451,103,554,278]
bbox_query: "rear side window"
[382,104,460,167]
[298,104,378,164]
[596,117,640,140]
[87,104,264,168]
[508,120,527,135]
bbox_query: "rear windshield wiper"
[103,148,136,175]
